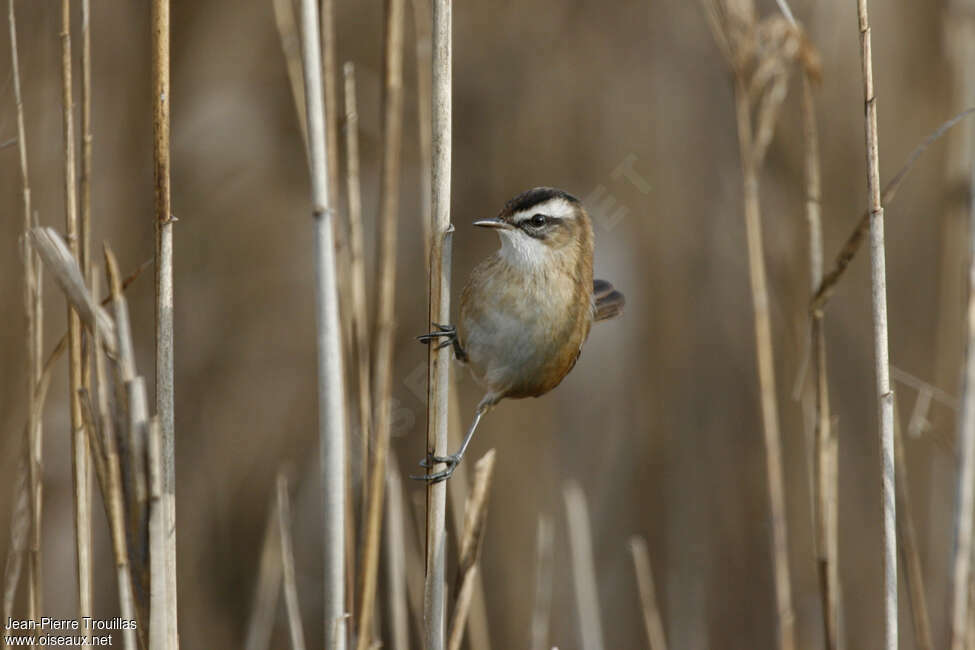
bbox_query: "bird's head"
[474,187,593,270]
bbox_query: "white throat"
[497,230,550,270]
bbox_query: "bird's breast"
[459,257,592,399]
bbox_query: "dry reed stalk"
[444,385,491,650]
[447,566,477,650]
[393,456,427,637]
[703,5,806,647]
[80,0,92,281]
[423,0,451,648]
[318,0,348,309]
[629,537,668,650]
[446,451,496,650]
[316,1,355,617]
[296,1,349,647]
[150,1,179,642]
[59,0,94,636]
[8,0,42,624]
[90,273,140,650]
[891,399,933,650]
[148,415,168,650]
[384,460,410,650]
[356,0,405,645]
[277,474,307,650]
[2,456,29,650]
[529,515,554,650]
[701,6,801,644]
[106,246,152,645]
[734,72,796,650]
[563,482,605,650]
[342,62,373,544]
[951,95,975,650]
[244,489,283,650]
[854,1,897,647]
[793,29,842,645]
[411,0,433,256]
[271,0,307,152]
[319,0,340,213]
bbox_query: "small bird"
[416,187,624,482]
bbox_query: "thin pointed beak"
[473,218,512,230]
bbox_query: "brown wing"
[593,279,625,321]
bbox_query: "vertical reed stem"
[423,1,451,648]
[356,0,405,645]
[733,76,796,650]
[563,482,605,650]
[799,66,842,649]
[297,0,349,647]
[950,101,975,650]
[342,62,373,550]
[80,0,92,281]
[151,0,179,644]
[9,0,43,624]
[60,1,94,639]
[411,0,433,258]
[854,2,897,648]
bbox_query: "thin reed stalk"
[2,457,29,650]
[80,0,92,281]
[629,537,668,650]
[356,0,405,646]
[702,5,799,646]
[244,488,282,650]
[950,96,975,650]
[91,278,140,650]
[319,0,340,219]
[445,386,491,650]
[59,1,94,636]
[795,37,841,647]
[150,1,179,643]
[277,475,307,650]
[732,70,796,650]
[423,0,451,648]
[105,247,151,648]
[411,0,433,256]
[854,2,897,647]
[271,0,307,152]
[529,515,554,650]
[342,62,373,549]
[446,451,496,650]
[563,482,605,650]
[892,399,933,650]
[148,416,167,650]
[384,460,409,650]
[9,0,42,624]
[297,1,349,648]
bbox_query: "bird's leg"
[417,322,467,362]
[411,400,490,483]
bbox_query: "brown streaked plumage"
[415,187,624,481]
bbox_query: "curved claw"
[409,465,456,483]
[417,454,460,469]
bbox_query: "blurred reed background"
[0,0,972,648]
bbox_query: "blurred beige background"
[0,0,967,648]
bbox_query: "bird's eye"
[529,213,547,227]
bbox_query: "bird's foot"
[409,452,462,483]
[417,322,457,351]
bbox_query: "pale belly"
[458,272,591,399]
